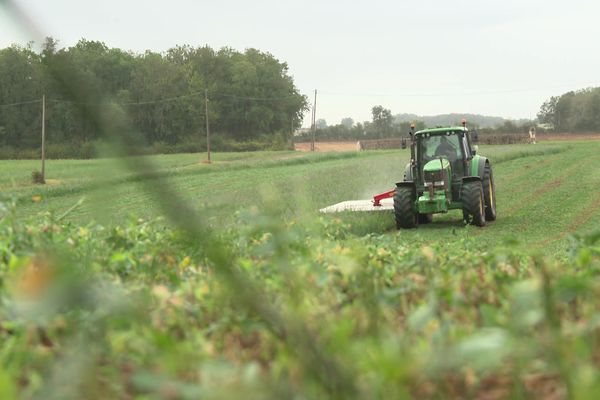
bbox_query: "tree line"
[537,87,600,132]
[296,107,426,142]
[301,85,600,143]
[297,106,541,142]
[0,38,308,157]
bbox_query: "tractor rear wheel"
[483,164,497,221]
[394,186,417,229]
[461,180,486,227]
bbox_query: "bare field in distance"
[294,141,359,152]
[294,133,600,152]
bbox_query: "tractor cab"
[418,131,466,166]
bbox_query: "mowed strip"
[500,160,581,217]
[533,192,600,248]
[377,142,598,255]
[7,150,406,224]
[486,142,600,251]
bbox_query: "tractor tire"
[461,180,486,227]
[483,164,497,221]
[418,213,433,224]
[394,186,417,229]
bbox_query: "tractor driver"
[434,135,457,160]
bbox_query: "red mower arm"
[372,189,396,206]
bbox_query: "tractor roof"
[415,126,467,136]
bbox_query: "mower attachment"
[319,189,396,213]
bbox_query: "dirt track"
[294,142,358,152]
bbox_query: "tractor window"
[462,135,471,158]
[419,134,461,163]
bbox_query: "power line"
[44,91,204,106]
[39,90,301,106]
[119,91,205,105]
[211,93,299,101]
[0,99,42,108]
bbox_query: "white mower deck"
[319,198,394,213]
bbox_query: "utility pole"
[41,94,46,183]
[290,116,294,149]
[204,89,211,164]
[311,89,317,151]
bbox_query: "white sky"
[1,0,599,126]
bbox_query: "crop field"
[2,141,598,253]
[1,140,600,399]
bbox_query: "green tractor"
[394,121,496,228]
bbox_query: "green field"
[1,141,600,399]
[2,141,599,254]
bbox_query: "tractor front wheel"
[461,180,486,227]
[394,186,417,229]
[483,164,497,221]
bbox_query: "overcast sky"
[1,0,599,126]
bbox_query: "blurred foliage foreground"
[1,199,600,399]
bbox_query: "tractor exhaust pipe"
[409,123,416,181]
